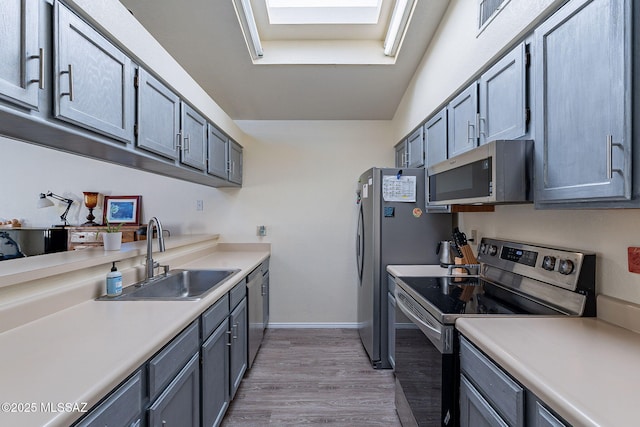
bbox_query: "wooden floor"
[221,328,402,426]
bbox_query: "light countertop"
[0,241,269,427]
[456,315,640,427]
[387,264,450,277]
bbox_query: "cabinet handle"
[478,114,486,138]
[466,120,475,143]
[183,134,190,153]
[61,64,74,101]
[29,48,45,89]
[175,132,182,150]
[226,329,232,346]
[607,135,624,179]
[232,323,238,340]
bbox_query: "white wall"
[392,0,640,305]
[224,121,393,324]
[0,135,225,235]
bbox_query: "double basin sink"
[98,268,240,301]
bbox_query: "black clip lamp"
[37,192,74,226]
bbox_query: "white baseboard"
[266,322,358,329]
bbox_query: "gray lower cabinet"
[447,82,478,158]
[478,42,527,145]
[136,67,180,160]
[0,0,41,110]
[407,126,424,168]
[202,318,231,427]
[534,0,631,204]
[180,102,207,170]
[459,375,509,427]
[530,400,567,427]
[228,140,244,185]
[54,2,134,143]
[148,353,200,427]
[230,297,248,399]
[208,124,229,179]
[75,371,143,427]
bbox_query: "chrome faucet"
[145,217,166,281]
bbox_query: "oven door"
[394,287,457,427]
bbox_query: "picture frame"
[103,196,141,226]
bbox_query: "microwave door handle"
[396,292,442,343]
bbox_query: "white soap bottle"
[106,262,122,296]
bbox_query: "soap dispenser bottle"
[106,262,122,296]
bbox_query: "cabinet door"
[0,0,40,109]
[202,319,230,427]
[148,353,200,427]
[208,124,228,179]
[228,140,243,185]
[479,42,527,145]
[447,83,478,158]
[534,0,631,203]
[459,375,509,427]
[54,3,133,142]
[180,102,207,170]
[425,108,448,168]
[407,126,424,168]
[76,371,142,427]
[262,271,269,329]
[394,140,408,167]
[532,401,567,427]
[136,68,180,159]
[229,297,247,399]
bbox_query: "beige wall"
[392,0,640,305]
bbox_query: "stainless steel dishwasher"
[246,264,264,368]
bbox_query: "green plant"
[95,221,123,239]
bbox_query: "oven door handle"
[396,291,445,351]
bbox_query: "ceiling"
[118,0,450,120]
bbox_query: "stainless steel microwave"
[427,140,533,205]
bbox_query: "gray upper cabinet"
[136,68,180,160]
[534,0,631,204]
[407,126,424,168]
[228,140,243,185]
[394,139,408,167]
[208,124,228,179]
[478,42,527,145]
[180,103,207,171]
[54,3,133,143]
[447,82,478,158]
[0,0,41,110]
[425,108,448,168]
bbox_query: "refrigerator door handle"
[356,204,364,283]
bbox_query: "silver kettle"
[436,240,456,267]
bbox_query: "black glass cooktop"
[397,276,560,320]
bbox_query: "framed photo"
[103,196,141,225]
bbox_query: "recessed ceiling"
[118,0,450,120]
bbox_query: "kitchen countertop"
[0,239,270,427]
[456,313,640,427]
[387,264,450,277]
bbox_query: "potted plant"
[98,221,123,251]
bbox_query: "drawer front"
[230,280,246,309]
[202,294,230,339]
[460,337,524,426]
[75,370,142,427]
[148,321,200,400]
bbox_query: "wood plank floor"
[221,328,402,426]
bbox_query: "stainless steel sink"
[98,269,240,301]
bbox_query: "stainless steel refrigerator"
[356,167,451,368]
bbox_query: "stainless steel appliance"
[436,240,457,267]
[356,167,452,369]
[0,228,67,261]
[427,140,533,205]
[394,237,596,426]
[247,264,264,369]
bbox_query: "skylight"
[266,0,383,25]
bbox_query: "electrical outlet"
[257,225,267,237]
[628,247,640,273]
[196,200,204,211]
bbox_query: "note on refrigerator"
[382,175,416,202]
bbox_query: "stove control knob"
[558,259,575,275]
[488,245,498,256]
[480,243,487,254]
[542,256,556,271]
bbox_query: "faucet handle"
[160,265,170,276]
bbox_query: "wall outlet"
[196,200,204,211]
[628,247,640,273]
[257,225,267,237]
